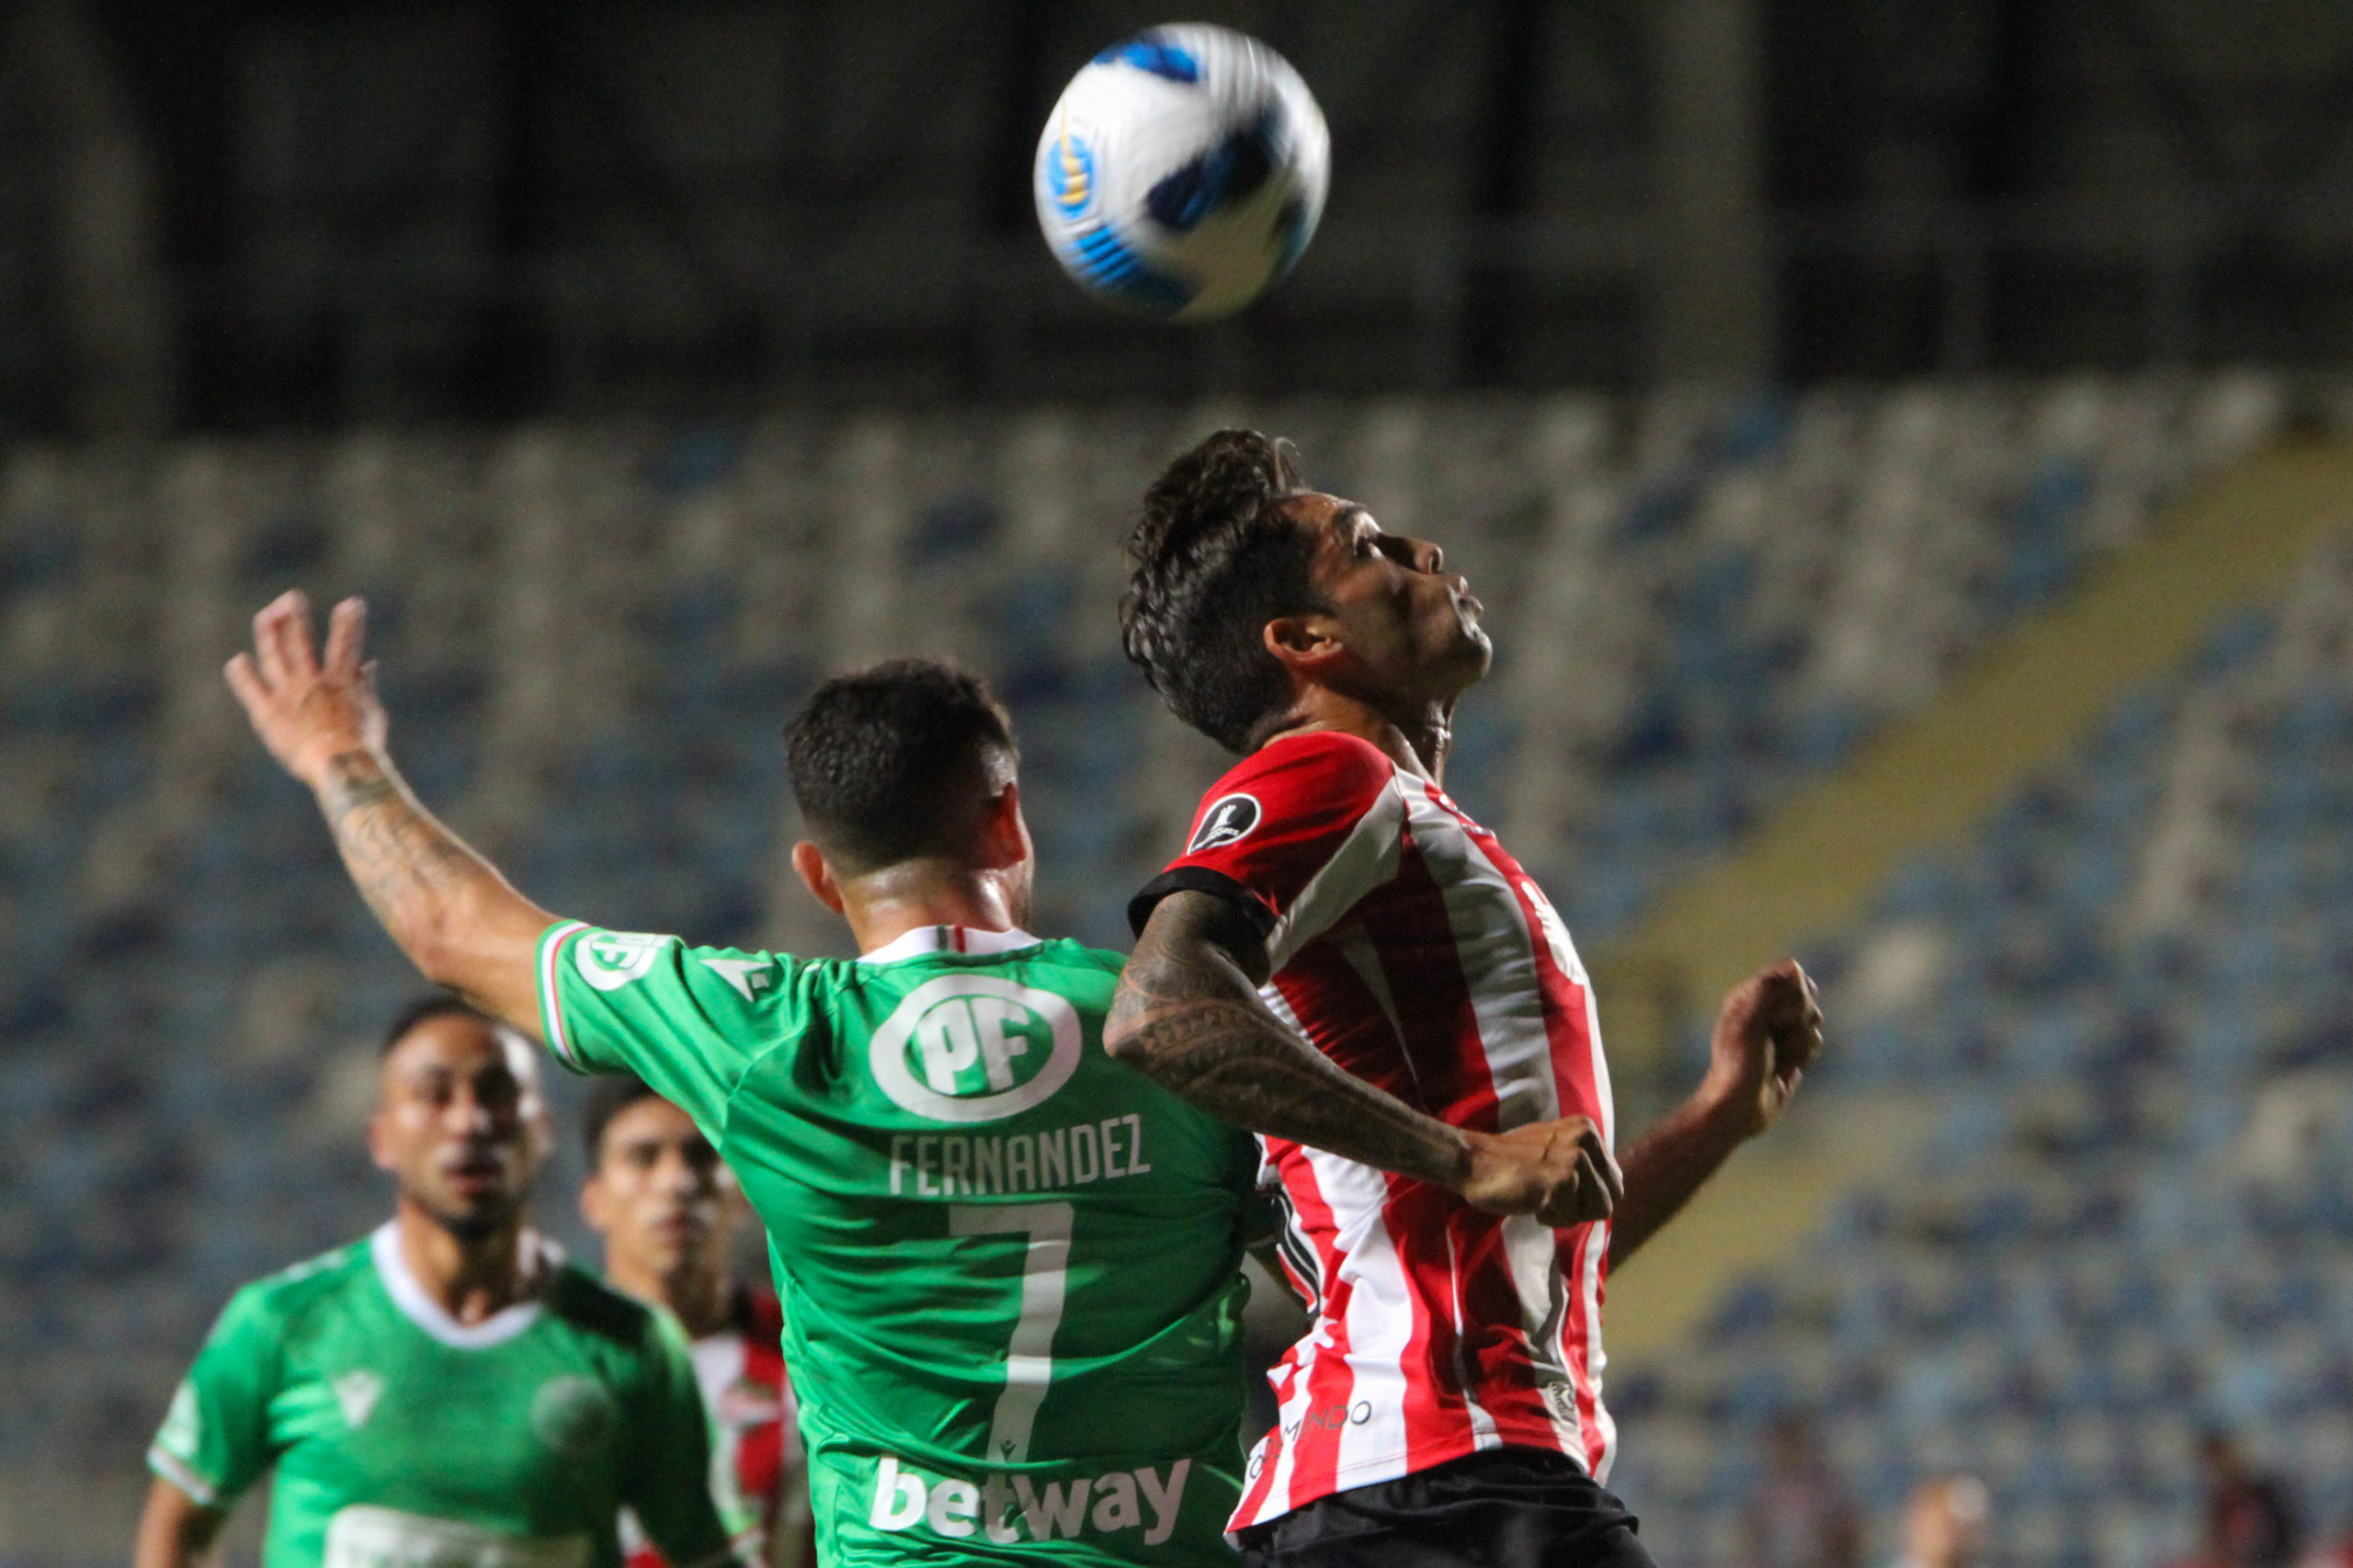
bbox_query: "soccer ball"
[1034,25,1330,323]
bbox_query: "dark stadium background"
[5,3,2353,1564]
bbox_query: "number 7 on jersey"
[950,1201,1073,1466]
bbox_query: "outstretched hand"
[1700,959,1824,1142]
[224,590,383,789]
[1459,1115,1622,1227]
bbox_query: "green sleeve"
[622,1307,738,1568]
[535,920,807,1136]
[147,1285,279,1509]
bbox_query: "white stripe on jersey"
[1308,1144,1418,1483]
[1499,1210,1589,1458]
[1578,961,1618,1148]
[1328,924,1431,1104]
[538,920,590,1070]
[1439,1222,1505,1453]
[148,1445,222,1507]
[1264,778,1406,970]
[1404,787,1568,1132]
[1580,1223,1618,1479]
[1256,1335,1321,1522]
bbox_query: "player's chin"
[424,1182,522,1234]
[1436,622,1494,686]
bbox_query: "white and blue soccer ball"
[1035,25,1330,323]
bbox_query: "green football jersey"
[148,1227,734,1568]
[537,921,1264,1567]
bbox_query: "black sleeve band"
[1127,867,1278,942]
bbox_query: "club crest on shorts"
[1188,792,1261,854]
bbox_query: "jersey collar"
[370,1222,560,1350]
[858,924,1042,965]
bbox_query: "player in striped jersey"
[1110,430,1826,1568]
[580,1076,813,1568]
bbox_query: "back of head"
[1121,429,1325,753]
[786,659,1017,872]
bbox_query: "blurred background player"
[581,1074,813,1568]
[1111,430,1824,1568]
[2174,1432,2302,1568]
[1883,1475,1990,1568]
[1741,1415,1864,1568]
[134,998,739,1568]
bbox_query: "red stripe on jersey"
[1387,1180,1481,1468]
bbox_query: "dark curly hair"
[1120,429,1327,753]
[786,658,1017,870]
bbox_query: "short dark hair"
[582,1074,665,1167]
[379,994,495,1058]
[785,659,1018,869]
[1120,429,1326,753]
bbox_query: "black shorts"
[1233,1449,1653,1568]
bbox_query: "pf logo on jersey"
[870,976,1083,1124]
[576,931,672,992]
[1188,792,1261,854]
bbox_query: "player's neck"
[1276,688,1452,781]
[393,1199,546,1324]
[839,859,1025,954]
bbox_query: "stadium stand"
[1609,528,2353,1568]
[0,372,2325,1555]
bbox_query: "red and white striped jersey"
[623,1286,810,1568]
[1131,731,1617,1532]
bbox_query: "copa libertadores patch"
[1188,792,1262,853]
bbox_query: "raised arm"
[224,590,552,1033]
[1607,960,1824,1268]
[1107,889,1620,1226]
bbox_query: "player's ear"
[366,1107,395,1175]
[579,1173,611,1233]
[790,841,847,915]
[1264,614,1343,672]
[976,782,1029,871]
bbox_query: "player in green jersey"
[223,593,1612,1565]
[133,998,740,1568]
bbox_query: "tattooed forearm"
[317,751,493,933]
[1107,892,1472,1188]
[316,750,497,937]
[307,750,554,1024]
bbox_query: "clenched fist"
[1458,1115,1622,1227]
[1699,959,1824,1142]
